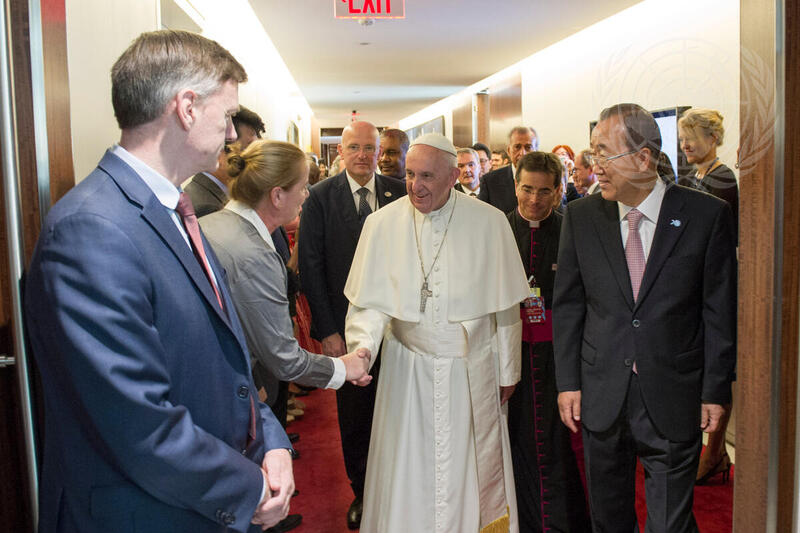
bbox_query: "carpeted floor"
[287,388,733,533]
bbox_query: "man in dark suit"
[553,103,737,532]
[24,30,293,533]
[454,147,481,196]
[297,120,406,529]
[478,126,539,214]
[378,128,408,182]
[185,147,231,217]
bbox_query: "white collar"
[202,172,229,195]
[111,144,180,210]
[617,178,666,223]
[346,171,376,196]
[224,200,276,252]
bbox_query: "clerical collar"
[517,207,552,228]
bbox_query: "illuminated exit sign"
[335,0,405,19]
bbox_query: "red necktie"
[176,193,256,442]
[625,208,646,302]
[625,208,645,374]
[175,192,224,310]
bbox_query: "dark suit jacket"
[454,183,479,196]
[25,151,289,533]
[478,165,516,215]
[298,171,406,340]
[185,172,228,217]
[552,184,737,442]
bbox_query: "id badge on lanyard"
[522,275,546,324]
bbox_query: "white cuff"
[496,306,522,387]
[326,357,347,389]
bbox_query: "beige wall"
[65,0,315,182]
[399,0,740,175]
[65,0,159,181]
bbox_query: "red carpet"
[287,388,733,533]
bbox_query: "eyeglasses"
[589,149,637,168]
[345,144,377,155]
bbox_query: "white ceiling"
[251,0,641,128]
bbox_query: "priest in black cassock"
[506,152,591,533]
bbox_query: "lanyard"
[528,227,538,287]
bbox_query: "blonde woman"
[200,140,373,420]
[678,108,739,236]
[679,108,738,485]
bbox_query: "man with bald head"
[479,126,539,214]
[344,133,529,532]
[298,120,406,529]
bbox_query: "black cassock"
[506,209,591,533]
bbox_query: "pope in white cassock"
[344,133,530,533]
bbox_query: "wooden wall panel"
[42,0,75,207]
[451,95,472,148]
[1,1,41,530]
[0,1,74,531]
[475,93,489,146]
[776,1,800,530]
[488,73,521,151]
[736,0,800,530]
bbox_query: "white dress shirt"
[617,178,666,261]
[347,171,378,212]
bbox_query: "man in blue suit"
[25,30,292,532]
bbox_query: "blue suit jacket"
[25,150,290,533]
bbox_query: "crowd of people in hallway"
[24,29,739,533]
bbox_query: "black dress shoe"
[347,496,362,530]
[265,513,302,533]
[288,432,300,443]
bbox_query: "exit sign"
[335,0,405,19]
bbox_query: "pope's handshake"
[341,347,372,386]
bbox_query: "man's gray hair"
[456,147,479,161]
[111,30,247,129]
[507,126,539,150]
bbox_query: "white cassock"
[344,191,529,533]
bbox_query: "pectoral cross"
[419,281,433,312]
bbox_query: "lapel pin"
[384,191,392,197]
[670,219,681,227]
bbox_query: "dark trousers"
[582,373,701,533]
[336,355,380,498]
